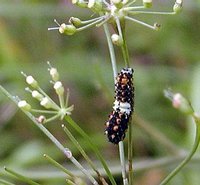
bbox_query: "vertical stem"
[119,142,129,185]
[103,22,118,82]
[103,20,128,185]
[160,116,200,185]
[119,19,133,185]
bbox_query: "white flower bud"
[50,68,59,82]
[111,34,123,46]
[32,90,43,101]
[172,93,193,114]
[88,0,95,8]
[54,81,64,95]
[18,100,31,111]
[143,0,152,8]
[40,97,53,109]
[37,115,46,124]
[59,24,76,35]
[173,0,183,14]
[26,76,38,88]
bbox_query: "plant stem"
[160,115,200,185]
[43,154,75,178]
[0,85,98,185]
[103,22,118,82]
[62,124,108,185]
[119,17,133,185]
[65,115,117,185]
[4,167,40,185]
[0,179,16,185]
[119,142,128,185]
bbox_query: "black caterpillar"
[105,68,134,144]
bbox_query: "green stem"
[160,115,200,185]
[4,167,40,185]
[62,124,107,184]
[43,154,75,178]
[65,115,117,185]
[119,17,133,185]
[0,179,16,185]
[103,22,118,81]
[119,142,128,185]
[0,86,97,185]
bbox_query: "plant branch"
[64,115,117,185]
[160,114,200,185]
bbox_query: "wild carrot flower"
[48,0,183,37]
[18,62,74,124]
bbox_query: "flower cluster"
[49,0,183,45]
[18,62,74,124]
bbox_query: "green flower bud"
[88,0,95,8]
[143,0,152,8]
[40,97,53,109]
[26,76,38,88]
[54,81,64,95]
[172,93,193,114]
[173,0,183,14]
[69,17,82,27]
[72,0,87,8]
[50,67,59,82]
[111,34,123,46]
[18,100,31,111]
[32,90,43,101]
[59,24,76,35]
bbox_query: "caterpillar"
[105,68,134,144]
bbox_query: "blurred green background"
[1,0,200,184]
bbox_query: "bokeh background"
[1,0,200,184]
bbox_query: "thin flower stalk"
[0,179,16,185]
[43,154,76,178]
[160,90,200,184]
[160,116,200,185]
[64,115,117,185]
[62,124,108,185]
[4,167,40,185]
[0,85,98,185]
[103,18,129,185]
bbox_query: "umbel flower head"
[18,62,74,124]
[49,0,183,42]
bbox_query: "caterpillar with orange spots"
[105,68,134,144]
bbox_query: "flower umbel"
[48,0,182,35]
[19,62,74,124]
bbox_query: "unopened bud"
[173,0,183,13]
[73,0,87,8]
[143,0,152,8]
[111,34,123,46]
[88,0,95,8]
[40,97,53,109]
[172,93,193,114]
[54,81,64,95]
[18,100,31,111]
[59,24,76,35]
[32,90,43,101]
[69,17,82,27]
[154,23,161,31]
[26,76,38,88]
[37,115,46,124]
[50,68,59,81]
